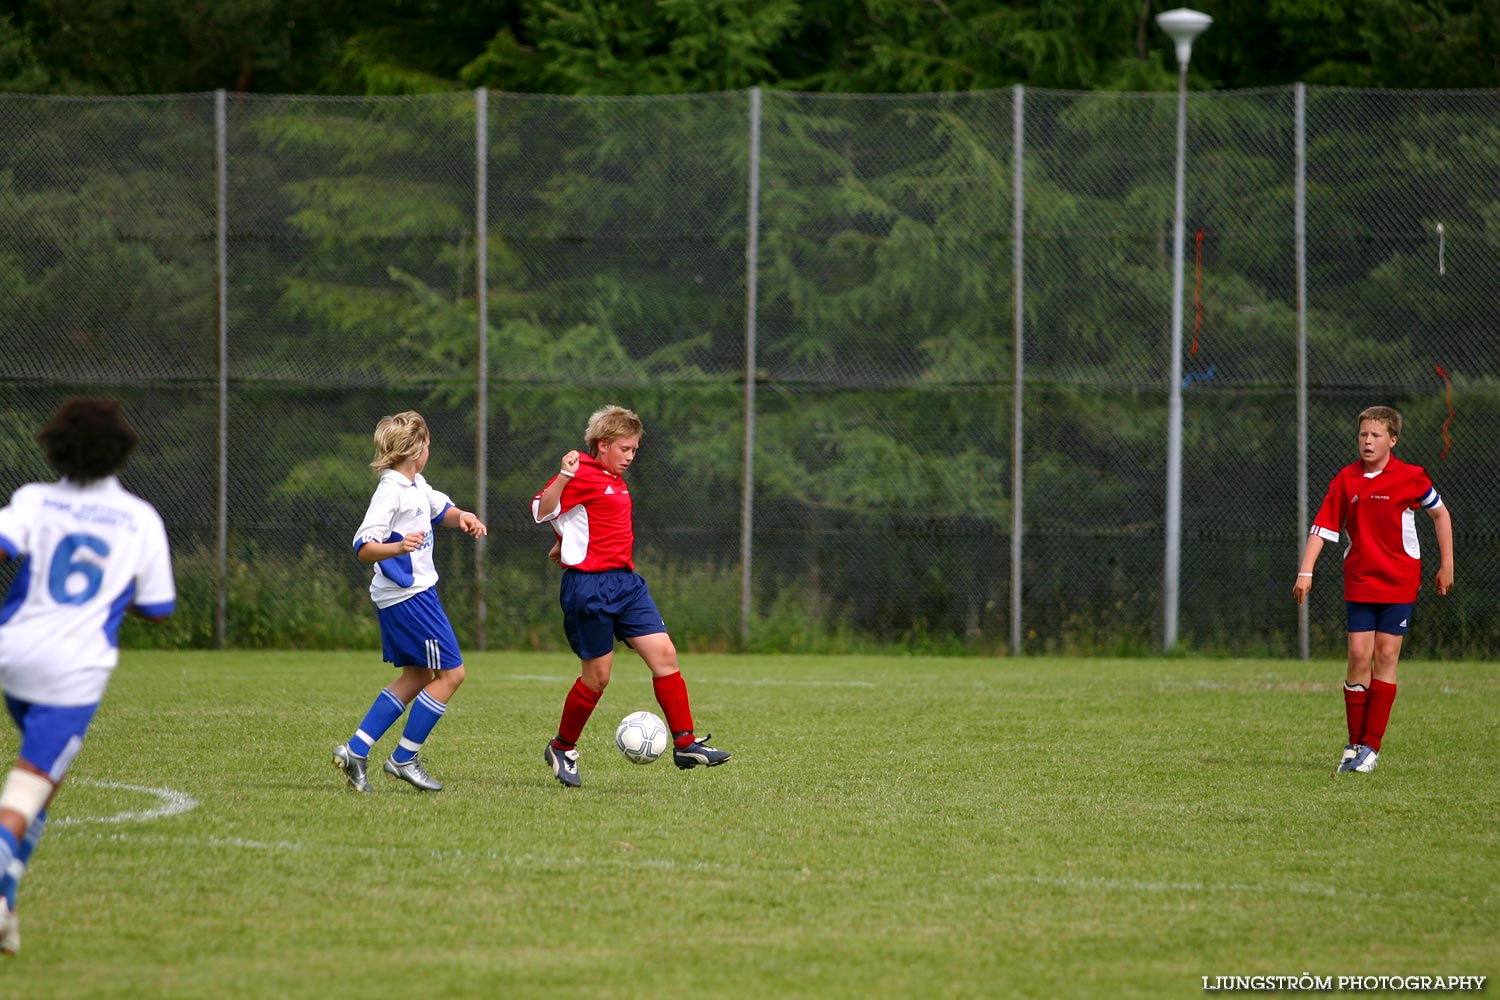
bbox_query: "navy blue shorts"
[1345,601,1413,636]
[377,587,463,670]
[5,695,99,782]
[559,569,666,660]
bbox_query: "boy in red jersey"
[530,405,730,787]
[1293,406,1454,774]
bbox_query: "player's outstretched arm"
[442,506,487,538]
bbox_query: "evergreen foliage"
[1,6,1497,654]
[4,2,1500,97]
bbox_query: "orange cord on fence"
[1191,229,1204,356]
[1434,363,1454,460]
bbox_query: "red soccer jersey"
[531,453,634,571]
[1309,455,1443,603]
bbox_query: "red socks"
[1342,683,1369,746]
[652,671,696,748]
[554,678,602,749]
[1363,679,1398,752]
[554,672,697,751]
[1343,679,1398,752]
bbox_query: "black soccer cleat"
[545,740,582,788]
[1333,743,1360,776]
[673,734,731,770]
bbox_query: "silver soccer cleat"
[383,755,443,791]
[1,899,19,956]
[332,743,372,793]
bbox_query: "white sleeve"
[134,507,176,612]
[0,486,37,558]
[426,486,454,525]
[353,484,398,551]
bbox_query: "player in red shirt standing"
[1293,406,1454,775]
[530,405,730,787]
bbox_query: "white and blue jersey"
[0,477,176,706]
[353,470,453,610]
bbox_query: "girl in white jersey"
[332,411,487,793]
[0,398,176,955]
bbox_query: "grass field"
[3,651,1496,998]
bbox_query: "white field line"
[993,874,1342,898]
[505,673,872,688]
[52,779,200,826]
[53,826,1380,899]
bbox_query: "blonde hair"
[584,405,643,455]
[1358,406,1402,439]
[371,411,430,471]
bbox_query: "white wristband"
[557,468,574,478]
[1296,572,1312,577]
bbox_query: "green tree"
[0,1,370,93]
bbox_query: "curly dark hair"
[36,397,140,482]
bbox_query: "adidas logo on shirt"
[604,486,615,495]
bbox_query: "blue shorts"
[559,569,667,660]
[5,696,99,782]
[1345,601,1413,636]
[377,588,463,670]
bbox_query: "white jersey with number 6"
[0,476,176,706]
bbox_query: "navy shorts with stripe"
[1345,601,1414,636]
[559,569,666,660]
[5,695,98,782]
[378,587,463,670]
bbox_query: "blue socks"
[350,686,450,763]
[390,690,446,764]
[0,824,19,909]
[348,689,406,758]
[0,811,43,910]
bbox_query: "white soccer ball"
[614,710,669,765]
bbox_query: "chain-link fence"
[1,86,1495,658]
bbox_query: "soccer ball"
[614,710,669,765]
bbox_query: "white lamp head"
[1156,8,1213,65]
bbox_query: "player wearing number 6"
[0,398,176,955]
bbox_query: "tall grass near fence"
[117,545,1467,659]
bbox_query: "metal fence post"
[214,89,229,650]
[1163,61,1194,652]
[739,87,763,649]
[474,87,489,650]
[1010,84,1026,657]
[1295,82,1309,660]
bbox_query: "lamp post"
[1157,7,1211,652]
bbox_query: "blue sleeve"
[372,531,415,587]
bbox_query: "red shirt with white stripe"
[1310,455,1443,603]
[531,453,634,571]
